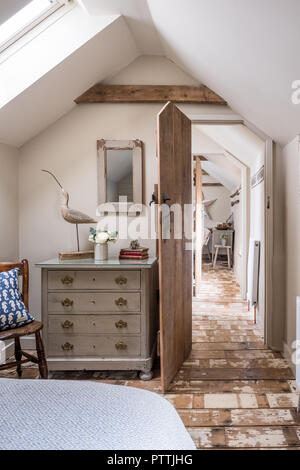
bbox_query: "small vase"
[94,243,108,261]
[221,238,227,247]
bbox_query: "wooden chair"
[0,260,48,379]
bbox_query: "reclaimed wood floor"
[1,263,299,449]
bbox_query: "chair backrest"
[0,259,29,309]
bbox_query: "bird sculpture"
[42,170,97,252]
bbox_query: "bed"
[0,379,196,450]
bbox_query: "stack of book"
[119,247,149,260]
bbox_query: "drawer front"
[48,315,141,334]
[48,270,141,290]
[48,292,141,313]
[48,334,141,357]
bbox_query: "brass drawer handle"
[115,319,128,329]
[61,298,73,307]
[115,342,127,350]
[115,275,127,285]
[61,320,74,329]
[61,342,74,351]
[61,275,74,285]
[115,297,127,307]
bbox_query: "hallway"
[172,263,300,449]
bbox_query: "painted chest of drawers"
[37,258,158,380]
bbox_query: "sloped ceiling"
[198,124,265,172]
[202,156,240,192]
[78,0,163,55]
[192,127,241,191]
[0,9,139,146]
[1,0,300,146]
[77,0,300,145]
[147,0,300,145]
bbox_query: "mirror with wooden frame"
[97,139,143,214]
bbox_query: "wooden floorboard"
[178,368,294,380]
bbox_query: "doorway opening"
[157,103,274,393]
[192,123,266,331]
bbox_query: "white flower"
[95,232,109,244]
[88,234,95,242]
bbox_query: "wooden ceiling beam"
[193,155,208,161]
[75,85,226,105]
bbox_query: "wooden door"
[157,102,192,392]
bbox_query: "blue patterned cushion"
[0,268,34,331]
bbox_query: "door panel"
[157,102,192,392]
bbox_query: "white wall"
[202,182,231,229]
[0,143,19,261]
[282,136,300,355]
[19,102,159,317]
[0,142,19,360]
[18,55,235,316]
[232,194,243,287]
[272,143,285,351]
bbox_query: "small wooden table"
[213,245,232,269]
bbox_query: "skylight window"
[0,0,65,52]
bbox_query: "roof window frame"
[0,0,69,54]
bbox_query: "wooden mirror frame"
[97,139,143,214]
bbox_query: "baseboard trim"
[283,341,296,376]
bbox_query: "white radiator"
[247,240,260,306]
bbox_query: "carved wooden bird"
[42,170,97,251]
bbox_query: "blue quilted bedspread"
[0,379,196,450]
